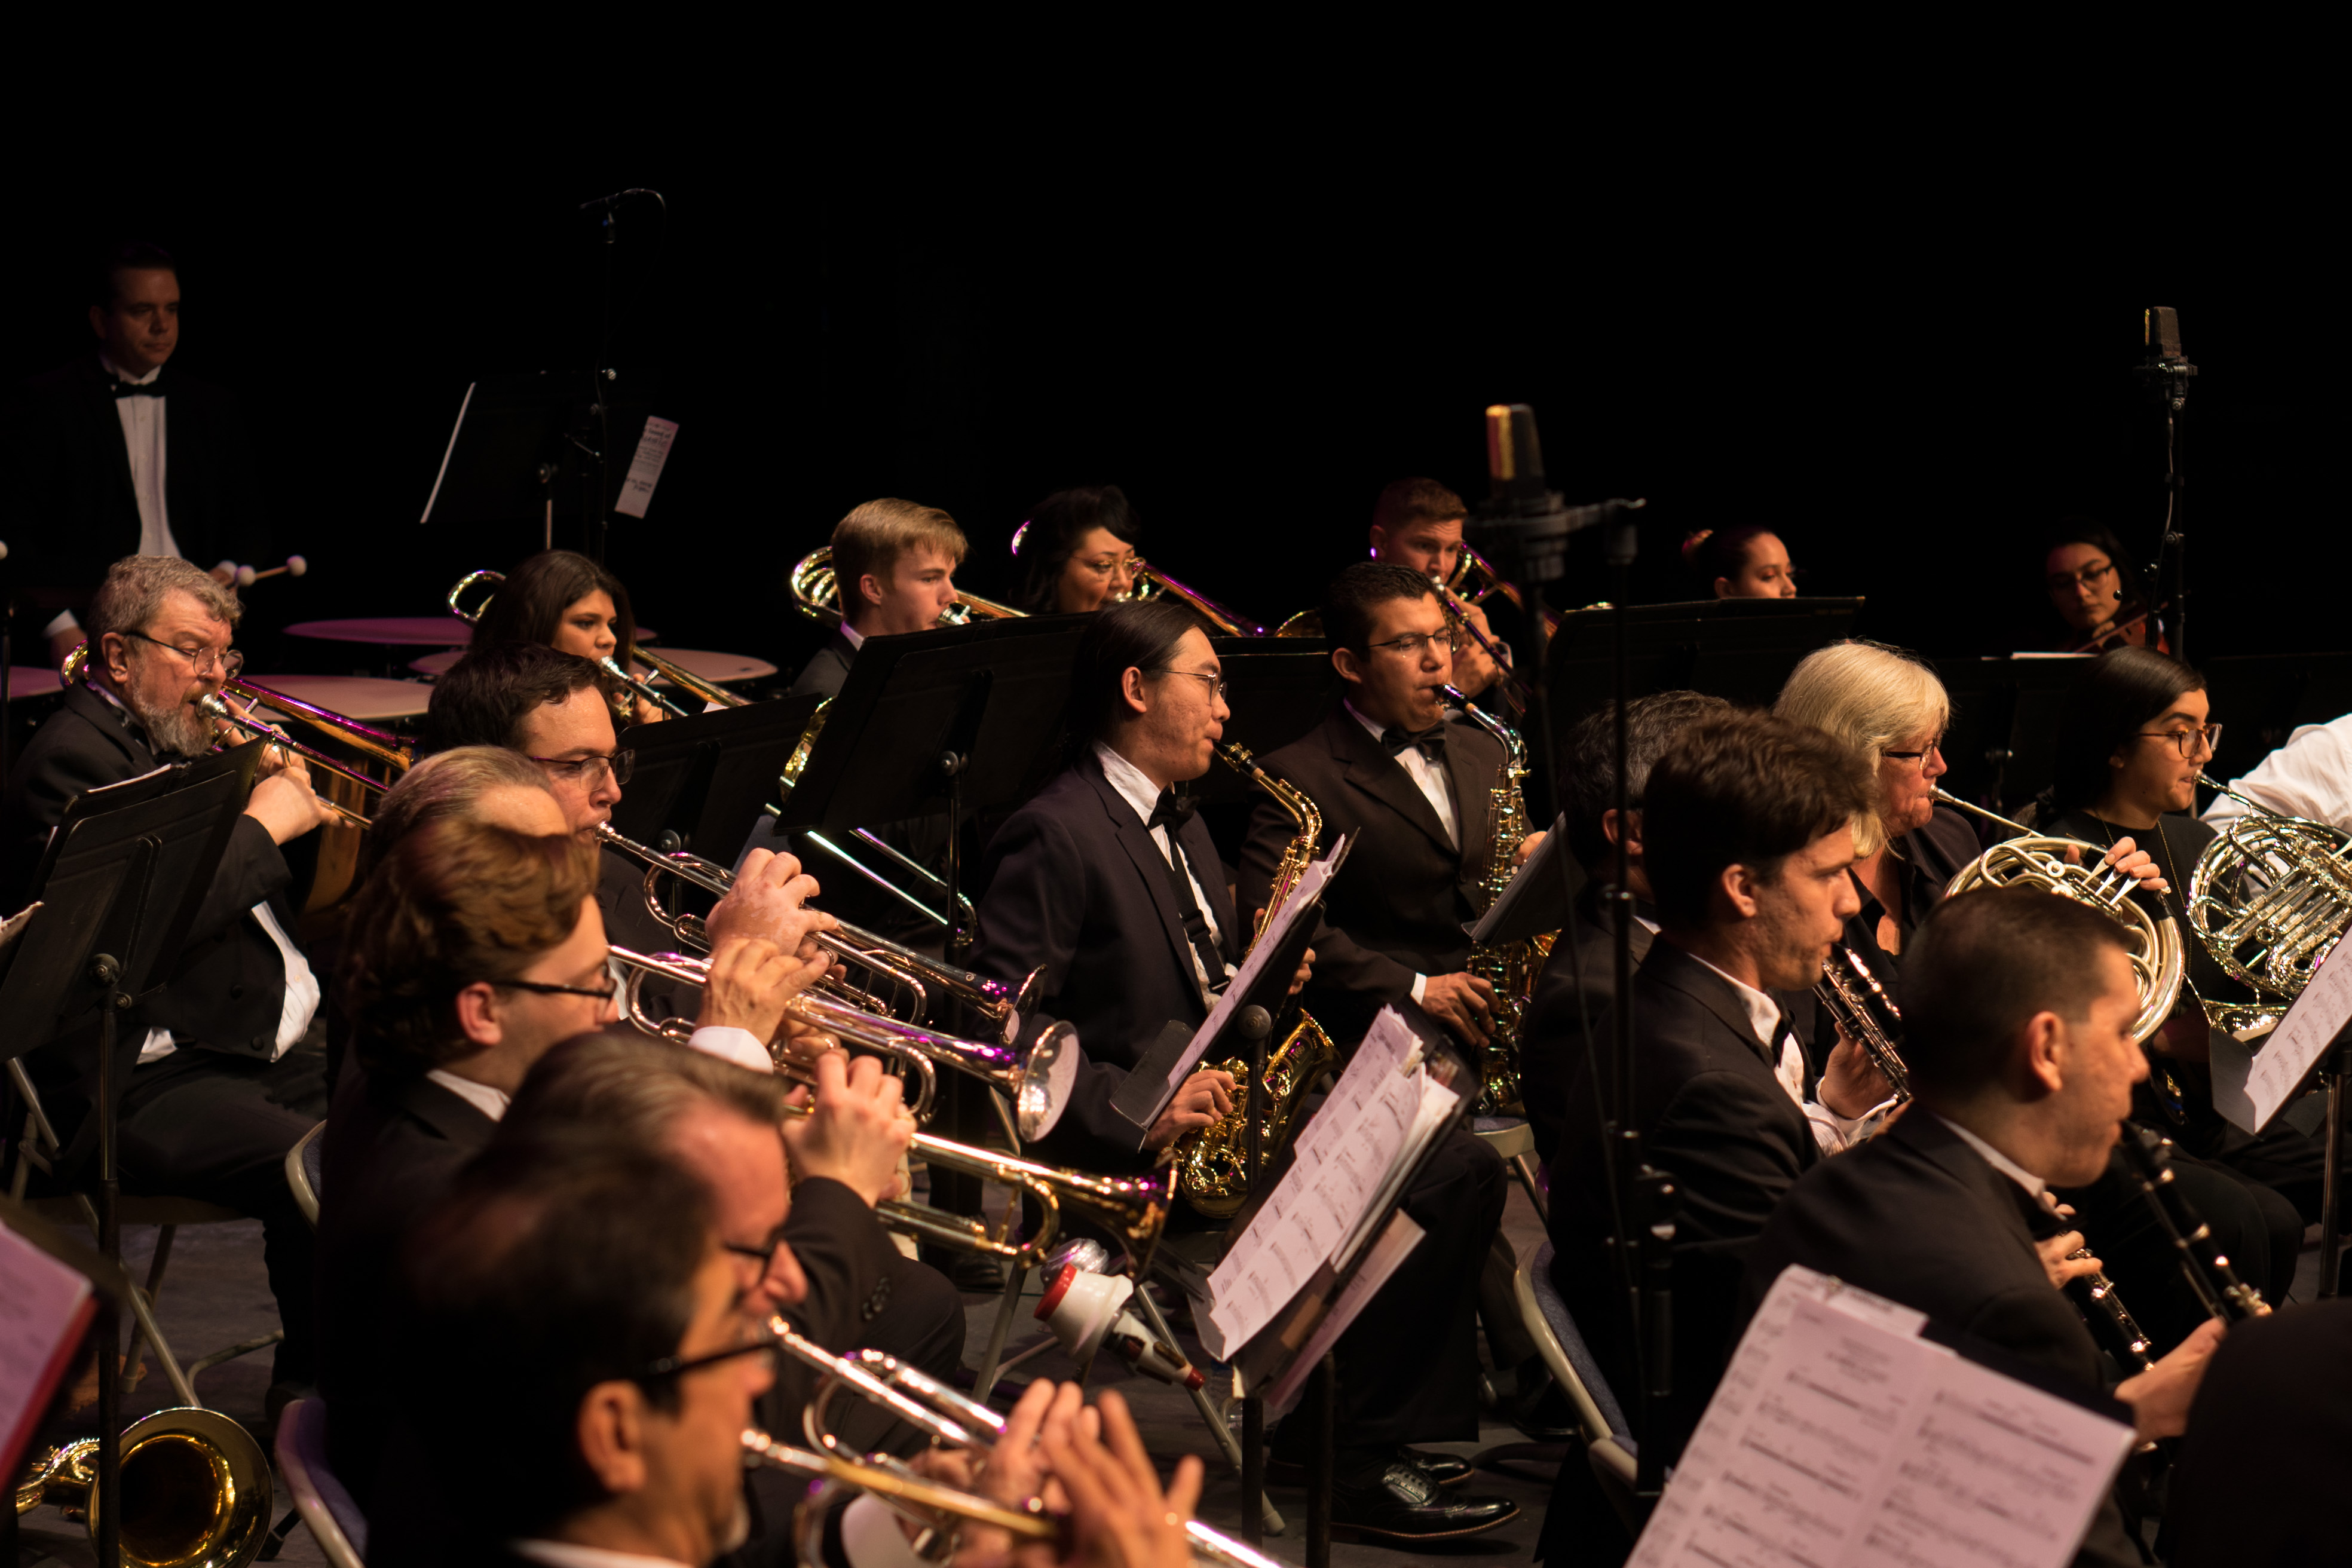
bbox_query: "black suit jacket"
[2,683,299,1154]
[789,630,858,700]
[1,356,265,613]
[1520,885,1655,1165]
[1548,939,1820,1457]
[970,753,1239,1169]
[1739,1111,2139,1568]
[2168,1297,2352,1567]
[317,1064,500,1515]
[1239,706,1502,1048]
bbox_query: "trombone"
[1122,561,1266,638]
[605,943,1077,1144]
[789,546,1026,630]
[776,1328,1281,1568]
[447,568,745,716]
[594,822,1037,1040]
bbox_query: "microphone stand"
[1464,405,1668,1499]
[575,189,666,564]
[2135,307,2197,662]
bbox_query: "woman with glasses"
[2042,520,2167,653]
[1011,485,1143,615]
[2042,647,2309,1319]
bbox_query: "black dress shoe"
[1329,1463,1518,1544]
[1399,1446,1476,1488]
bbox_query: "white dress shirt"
[1345,702,1460,1005]
[425,1068,512,1122]
[1093,742,1230,994]
[2204,713,2352,835]
[511,1541,693,1568]
[1682,948,1886,1152]
[1936,1113,2054,1203]
[46,357,198,641]
[838,622,866,650]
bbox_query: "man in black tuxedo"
[2167,1297,2351,1566]
[1,553,333,1406]
[788,497,967,699]
[2,243,267,662]
[1545,712,1895,1471]
[1520,692,1729,1163]
[1742,886,2229,1568]
[971,599,1516,1546]
[1240,561,1531,1054]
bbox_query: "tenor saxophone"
[1451,693,1555,1115]
[1174,744,1339,1217]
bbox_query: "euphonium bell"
[14,1406,274,1568]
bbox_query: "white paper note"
[613,416,679,518]
[1264,1210,1425,1410]
[1632,1266,2133,1568]
[2215,937,2352,1132]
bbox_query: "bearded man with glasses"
[1,552,338,1422]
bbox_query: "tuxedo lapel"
[1645,943,1775,1068]
[1905,1114,2046,1257]
[1440,721,1497,886]
[1327,711,1457,857]
[78,357,140,515]
[63,683,154,776]
[1080,760,1206,995]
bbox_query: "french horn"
[2185,773,2352,1036]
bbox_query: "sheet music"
[1198,1006,1428,1359]
[2213,938,2352,1132]
[1158,834,1353,1102]
[1632,1266,2133,1568]
[0,1220,95,1475]
[614,415,679,519]
[1263,1209,1424,1411]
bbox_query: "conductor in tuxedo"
[1741,886,2230,1568]
[970,599,1516,1545]
[1545,712,1897,1471]
[788,497,966,699]
[2,242,267,663]
[1239,561,1532,1054]
[1518,691,1729,1163]
[0,554,333,1407]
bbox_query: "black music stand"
[607,693,825,867]
[1929,655,2093,819]
[0,745,257,1568]
[774,616,1092,959]
[1196,638,1340,803]
[416,372,651,559]
[1544,596,1864,728]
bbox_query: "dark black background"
[5,140,2339,690]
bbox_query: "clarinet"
[2065,1250,2157,1372]
[2115,1121,2267,1322]
[1815,945,1912,1102]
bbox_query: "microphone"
[579,188,663,213]
[2138,306,2198,410]
[1466,403,1644,586]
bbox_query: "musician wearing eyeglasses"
[2042,648,2328,1258]
[1741,887,2230,1568]
[2042,520,2166,654]
[970,598,1517,1544]
[1010,485,1144,615]
[1,242,273,666]
[1362,477,1507,702]
[1241,562,1529,1052]
[791,499,970,699]
[0,553,335,1420]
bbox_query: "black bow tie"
[1382,723,1447,760]
[111,378,166,399]
[1148,790,1199,832]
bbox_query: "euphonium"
[2185,772,2352,1036]
[14,1406,274,1567]
[1450,689,1556,1115]
[1174,743,1338,1217]
[788,546,1024,630]
[1932,788,2185,1044]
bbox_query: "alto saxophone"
[1450,692,1555,1115]
[1174,743,1339,1217]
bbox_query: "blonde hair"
[832,498,967,618]
[1774,641,1951,858]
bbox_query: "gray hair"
[86,555,241,641]
[363,746,553,872]
[1775,640,1952,857]
[502,1030,788,1161]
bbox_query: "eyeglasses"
[1153,667,1229,700]
[639,1327,780,1382]
[2045,559,2117,593]
[123,629,243,678]
[529,749,634,786]
[1075,553,1138,580]
[721,1226,791,1277]
[1881,737,1946,767]
[1364,632,1444,659]
[2137,725,2222,757]
[494,974,620,1003]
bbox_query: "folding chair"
[286,1120,326,1229]
[1515,1240,1640,1526]
[1474,1113,1549,1223]
[270,1399,368,1567]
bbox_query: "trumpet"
[2185,772,2352,1036]
[776,1325,1283,1568]
[789,546,1025,630]
[1932,788,2186,1044]
[594,822,1038,1039]
[447,568,742,716]
[14,1406,273,1566]
[743,1428,1056,1553]
[607,942,1076,1143]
